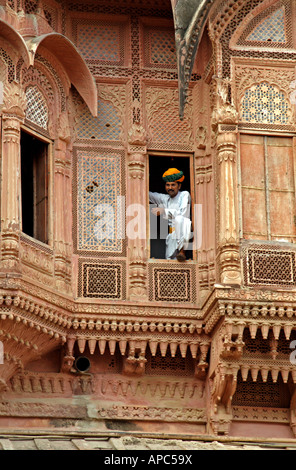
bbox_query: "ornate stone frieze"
[98,405,206,423]
[232,406,289,423]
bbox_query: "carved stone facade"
[0,0,296,442]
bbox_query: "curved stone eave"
[27,33,97,117]
[172,0,214,119]
[0,18,31,67]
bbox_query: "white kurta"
[149,190,192,259]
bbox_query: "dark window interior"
[149,155,192,259]
[21,130,49,244]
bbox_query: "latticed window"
[241,82,289,125]
[25,86,49,130]
[24,0,38,14]
[76,98,121,141]
[147,28,176,67]
[76,149,124,254]
[247,7,286,43]
[77,23,121,62]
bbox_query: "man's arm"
[149,191,167,206]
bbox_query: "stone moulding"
[232,406,289,423]
[97,405,207,423]
[8,372,205,400]
[0,399,206,424]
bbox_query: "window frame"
[20,124,53,248]
[147,151,196,261]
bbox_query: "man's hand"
[151,207,165,216]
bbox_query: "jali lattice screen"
[73,18,127,66]
[25,85,49,130]
[241,82,289,125]
[247,7,286,43]
[143,26,177,68]
[242,242,296,287]
[149,263,196,303]
[78,260,126,299]
[76,97,122,141]
[73,148,125,255]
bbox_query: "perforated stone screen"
[72,18,127,66]
[78,260,126,299]
[242,242,296,287]
[246,7,286,43]
[149,264,196,303]
[25,85,49,130]
[241,82,289,125]
[73,147,125,256]
[143,26,177,68]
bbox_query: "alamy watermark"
[92,199,203,250]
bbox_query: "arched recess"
[27,33,97,117]
[0,18,31,67]
[229,0,292,51]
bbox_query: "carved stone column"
[126,124,148,301]
[216,130,241,284]
[0,82,26,273]
[53,111,72,292]
[212,80,241,285]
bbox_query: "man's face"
[165,181,180,198]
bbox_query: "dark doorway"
[21,130,49,244]
[148,154,192,260]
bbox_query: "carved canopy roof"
[171,0,214,119]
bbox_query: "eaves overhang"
[172,0,214,119]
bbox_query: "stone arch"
[229,0,291,51]
[0,18,30,67]
[20,61,57,136]
[27,33,97,117]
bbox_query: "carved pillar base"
[129,244,148,300]
[0,231,21,273]
[219,243,241,285]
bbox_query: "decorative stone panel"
[148,263,196,303]
[242,241,296,287]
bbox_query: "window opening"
[148,154,193,260]
[21,129,49,244]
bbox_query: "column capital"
[128,123,147,147]
[2,81,26,120]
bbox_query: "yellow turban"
[162,168,185,183]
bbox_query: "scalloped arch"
[27,33,98,117]
[0,18,30,66]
